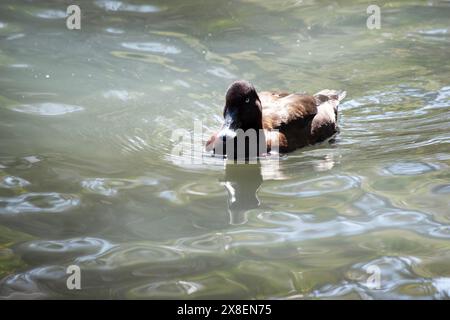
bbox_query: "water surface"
[0,0,449,299]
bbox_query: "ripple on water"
[432,278,450,299]
[372,210,428,228]
[94,245,182,265]
[350,256,420,289]
[110,51,188,72]
[0,175,30,188]
[265,175,361,197]
[432,184,450,195]
[78,244,194,275]
[95,0,161,13]
[121,42,180,54]
[436,86,450,101]
[0,266,66,299]
[102,89,143,101]
[383,161,438,176]
[206,67,236,79]
[175,233,234,252]
[8,63,30,69]
[0,193,80,215]
[81,177,158,196]
[340,90,404,111]
[6,34,25,41]
[11,103,84,116]
[256,211,301,224]
[33,10,67,19]
[0,156,41,170]
[428,225,450,238]
[125,275,248,299]
[313,256,423,299]
[425,86,450,109]
[126,280,201,298]
[105,27,125,34]
[17,237,114,264]
[179,181,225,197]
[418,29,448,36]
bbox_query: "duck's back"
[260,90,346,152]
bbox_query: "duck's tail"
[314,89,346,115]
[314,89,347,103]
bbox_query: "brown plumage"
[206,80,346,156]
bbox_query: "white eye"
[245,97,250,103]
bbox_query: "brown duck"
[206,80,346,157]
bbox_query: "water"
[0,0,449,299]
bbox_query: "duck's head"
[211,80,265,158]
[223,80,263,131]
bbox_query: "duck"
[206,80,346,157]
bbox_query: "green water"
[0,0,449,299]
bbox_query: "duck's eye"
[245,97,250,103]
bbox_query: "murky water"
[0,0,449,299]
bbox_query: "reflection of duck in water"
[221,155,338,225]
[206,80,346,157]
[221,162,263,225]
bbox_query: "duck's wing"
[260,92,318,129]
[259,91,291,106]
